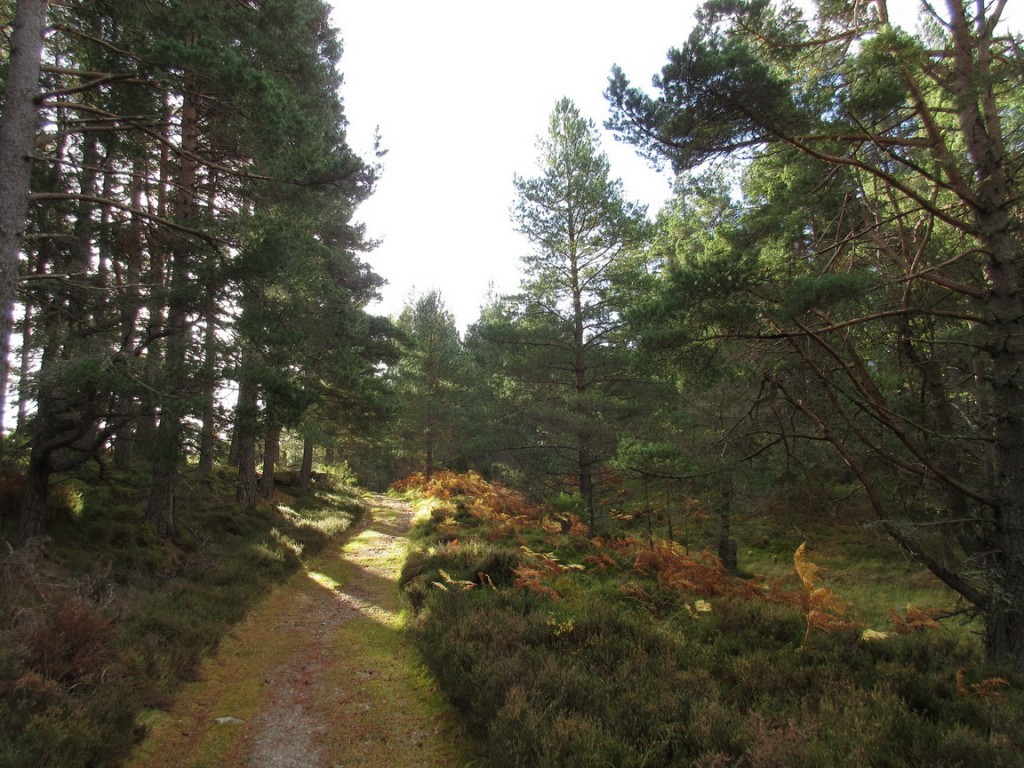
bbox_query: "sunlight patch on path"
[126,493,476,768]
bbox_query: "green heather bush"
[413,579,1024,766]
[492,690,628,768]
[0,672,139,768]
[400,475,1024,768]
[400,540,524,609]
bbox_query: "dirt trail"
[127,494,476,768]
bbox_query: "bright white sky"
[329,1,1018,330]
[331,0,702,329]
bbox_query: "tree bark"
[425,416,434,479]
[946,0,1024,669]
[198,308,219,475]
[20,447,50,542]
[235,373,259,510]
[978,225,1024,670]
[571,244,596,532]
[112,162,146,471]
[146,447,176,539]
[0,0,49,466]
[260,421,281,499]
[16,290,33,433]
[146,81,200,538]
[19,342,59,542]
[298,433,314,493]
[198,175,220,475]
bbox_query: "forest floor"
[125,493,479,768]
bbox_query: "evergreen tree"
[486,98,648,530]
[390,290,465,479]
[0,0,47,467]
[608,0,1024,668]
[2,0,385,539]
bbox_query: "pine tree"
[608,0,1024,668]
[490,98,648,530]
[391,291,465,478]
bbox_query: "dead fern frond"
[431,569,476,593]
[513,565,563,601]
[957,667,1011,699]
[887,603,942,635]
[634,542,731,597]
[974,677,1011,699]
[794,543,859,652]
[477,572,496,590]
[511,546,585,601]
[581,551,619,570]
[793,542,820,592]
[956,667,969,697]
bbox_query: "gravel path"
[127,494,474,768]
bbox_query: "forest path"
[126,494,476,768]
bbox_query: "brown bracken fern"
[956,667,1011,699]
[794,542,859,652]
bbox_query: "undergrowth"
[0,465,361,768]
[397,470,1024,768]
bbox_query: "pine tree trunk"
[16,298,32,432]
[19,344,58,542]
[146,398,182,540]
[198,313,218,473]
[425,418,434,479]
[146,444,176,540]
[136,97,174,464]
[298,434,314,493]
[979,226,1024,670]
[228,424,240,468]
[112,163,146,471]
[579,440,594,532]
[19,447,50,542]
[145,80,199,538]
[948,5,1024,666]
[234,374,259,510]
[571,251,595,532]
[197,175,220,475]
[0,0,49,465]
[260,422,281,499]
[112,418,135,472]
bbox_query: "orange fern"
[512,546,584,601]
[957,667,1011,699]
[635,543,723,595]
[794,542,859,652]
[887,604,942,635]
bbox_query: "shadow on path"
[126,493,477,768]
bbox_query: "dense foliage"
[606,0,1024,668]
[398,471,1023,768]
[0,0,393,541]
[0,4,390,761]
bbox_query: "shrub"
[13,592,116,683]
[400,472,1024,768]
[400,540,524,610]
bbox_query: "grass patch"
[313,615,479,767]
